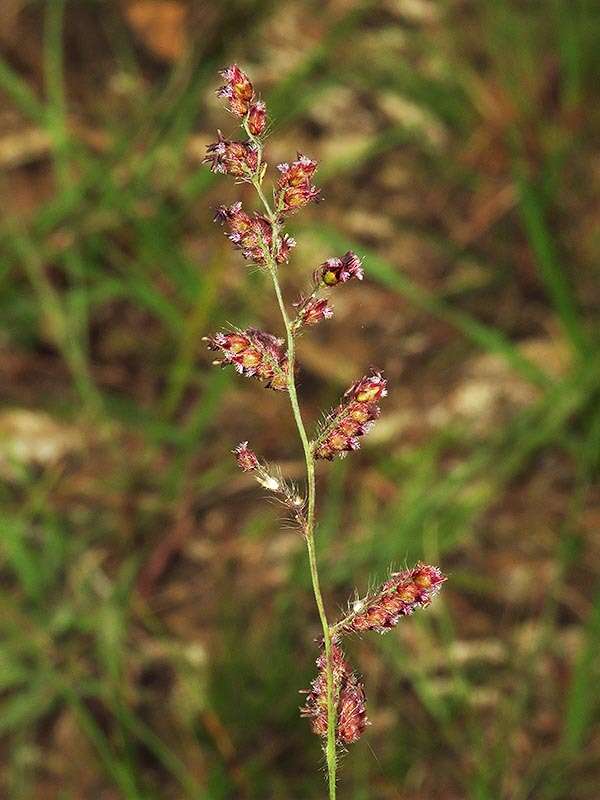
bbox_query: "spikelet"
[232,442,259,472]
[314,251,364,287]
[217,64,254,117]
[292,295,334,329]
[336,670,368,744]
[275,154,320,216]
[247,100,267,135]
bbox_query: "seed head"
[203,131,258,180]
[217,64,254,117]
[275,154,320,216]
[233,442,259,472]
[316,251,364,287]
[205,328,289,391]
[301,642,368,745]
[338,564,446,635]
[293,296,334,328]
[313,371,387,460]
[277,233,297,264]
[247,100,267,136]
[214,202,295,265]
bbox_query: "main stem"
[269,267,337,799]
[250,170,337,798]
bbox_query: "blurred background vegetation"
[1,0,599,798]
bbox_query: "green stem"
[268,264,337,799]
[248,147,337,794]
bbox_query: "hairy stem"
[249,160,337,796]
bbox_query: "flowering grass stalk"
[204,65,446,798]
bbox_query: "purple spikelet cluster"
[204,328,289,391]
[313,371,387,460]
[214,202,295,265]
[301,642,368,745]
[338,564,446,635]
[203,131,258,180]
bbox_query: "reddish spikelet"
[275,154,320,216]
[247,100,267,136]
[233,442,259,472]
[338,564,446,635]
[315,251,364,287]
[203,131,258,179]
[277,233,297,263]
[336,671,368,744]
[293,296,334,328]
[313,371,387,460]
[205,328,289,390]
[301,642,347,737]
[217,64,254,117]
[214,202,295,265]
[301,642,368,745]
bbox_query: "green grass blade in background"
[304,225,552,387]
[0,56,47,124]
[562,590,600,754]
[515,172,589,357]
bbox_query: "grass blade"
[304,224,552,387]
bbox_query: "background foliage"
[1,1,599,797]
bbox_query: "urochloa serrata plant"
[204,64,446,798]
